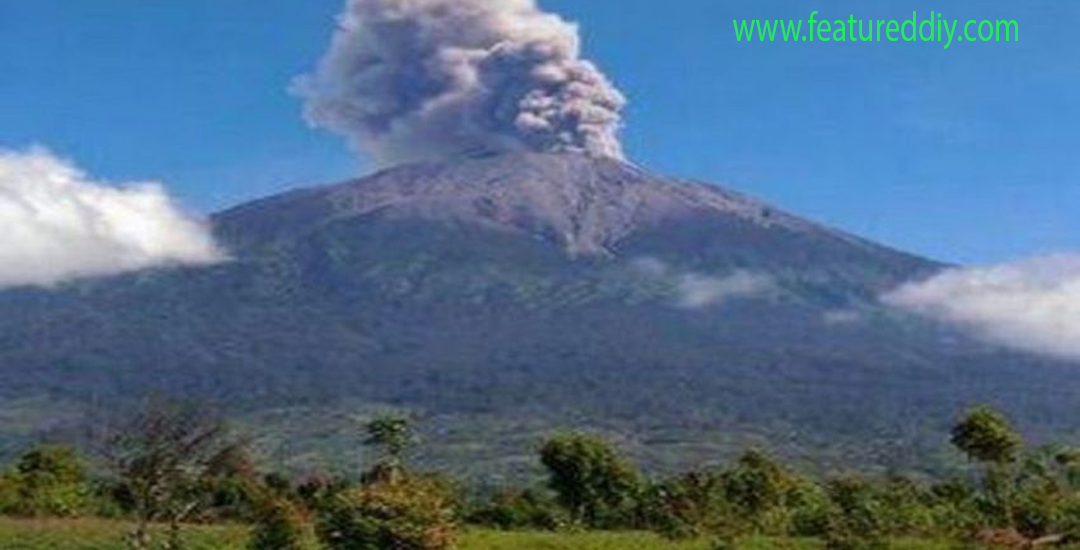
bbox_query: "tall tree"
[363,414,415,484]
[951,405,1024,527]
[951,407,1022,466]
[99,397,244,550]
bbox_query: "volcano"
[2,152,1076,478]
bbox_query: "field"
[0,517,1021,550]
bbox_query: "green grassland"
[0,518,1034,550]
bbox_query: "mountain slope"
[216,152,925,268]
[1,152,1076,478]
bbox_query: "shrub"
[297,474,347,513]
[0,472,23,515]
[316,476,456,550]
[2,445,90,517]
[645,470,736,540]
[468,488,569,531]
[925,478,981,538]
[249,497,315,550]
[820,477,888,550]
[876,476,937,537]
[722,450,800,534]
[789,482,832,538]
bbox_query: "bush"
[722,450,800,535]
[0,472,23,515]
[789,482,832,538]
[876,477,937,537]
[249,497,316,550]
[297,474,347,513]
[645,471,736,540]
[820,477,888,550]
[468,488,569,531]
[0,445,90,517]
[924,478,980,538]
[316,476,456,550]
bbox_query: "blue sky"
[1,0,1076,264]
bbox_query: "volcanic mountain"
[2,152,1077,478]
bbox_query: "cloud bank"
[633,258,774,309]
[884,255,1080,360]
[296,0,626,167]
[0,148,223,290]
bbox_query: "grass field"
[0,517,1033,550]
[0,518,730,550]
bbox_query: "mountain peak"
[220,152,826,257]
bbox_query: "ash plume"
[295,0,627,167]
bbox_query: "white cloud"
[632,258,774,309]
[0,148,224,290]
[674,272,773,309]
[883,255,1080,360]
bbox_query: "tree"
[951,407,1022,466]
[313,414,457,550]
[539,432,641,528]
[363,414,415,484]
[100,397,245,550]
[951,406,1024,529]
[365,415,414,463]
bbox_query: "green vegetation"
[313,415,456,550]
[0,445,91,518]
[317,476,457,550]
[539,433,641,528]
[951,407,1023,466]
[364,415,415,466]
[6,403,1080,549]
[248,497,316,550]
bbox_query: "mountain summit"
[220,152,821,257]
[215,152,931,289]
[1,152,1076,478]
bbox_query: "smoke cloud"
[883,255,1080,361]
[296,0,627,167]
[0,148,224,290]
